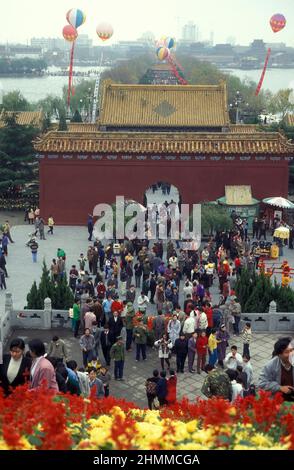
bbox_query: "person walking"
[166,370,177,405]
[39,217,46,240]
[154,334,172,371]
[208,329,218,367]
[47,215,54,235]
[216,324,230,368]
[201,364,232,400]
[125,302,135,352]
[188,332,197,373]
[100,327,112,366]
[73,300,81,338]
[47,336,68,362]
[174,333,188,373]
[110,336,125,381]
[30,237,39,263]
[133,320,148,361]
[259,337,294,401]
[224,345,243,370]
[153,311,165,341]
[87,215,94,241]
[79,328,95,367]
[196,330,208,374]
[156,370,168,407]
[241,322,252,357]
[97,366,111,397]
[0,338,31,396]
[229,298,242,336]
[167,313,181,346]
[145,369,160,410]
[88,368,105,398]
[28,339,58,392]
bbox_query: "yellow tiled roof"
[99,80,230,128]
[0,111,43,128]
[285,114,294,126]
[35,130,294,155]
[229,125,259,133]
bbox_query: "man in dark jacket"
[174,333,188,373]
[100,327,112,366]
[108,311,123,345]
[126,285,136,304]
[156,370,168,406]
[149,274,157,304]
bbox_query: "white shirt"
[7,357,22,384]
[138,295,149,309]
[224,352,243,370]
[231,380,243,402]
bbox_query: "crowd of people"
[1,212,294,406]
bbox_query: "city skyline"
[2,0,294,47]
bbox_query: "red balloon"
[270,13,286,33]
[62,24,78,42]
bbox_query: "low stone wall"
[1,293,294,347]
[241,313,294,332]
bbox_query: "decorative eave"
[34,130,294,155]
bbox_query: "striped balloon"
[62,24,78,42]
[157,46,169,61]
[96,22,114,41]
[66,8,86,29]
[165,37,176,49]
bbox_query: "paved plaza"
[1,221,293,406]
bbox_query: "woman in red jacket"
[166,370,177,405]
[196,331,208,374]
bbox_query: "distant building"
[9,46,42,59]
[31,37,70,52]
[182,22,198,42]
[140,63,183,85]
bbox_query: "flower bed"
[0,386,293,450]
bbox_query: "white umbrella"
[262,197,294,209]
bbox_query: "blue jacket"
[156,378,167,399]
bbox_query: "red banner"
[255,48,271,96]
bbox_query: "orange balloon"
[63,24,78,42]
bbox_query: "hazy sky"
[2,0,294,46]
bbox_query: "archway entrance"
[143,181,181,208]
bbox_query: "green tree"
[38,260,56,306]
[201,204,233,236]
[53,275,74,309]
[235,269,256,311]
[36,95,66,122]
[268,89,294,120]
[26,281,43,309]
[62,80,95,116]
[2,90,31,111]
[58,110,68,131]
[0,113,39,194]
[71,109,83,123]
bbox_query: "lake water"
[0,67,293,102]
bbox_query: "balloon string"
[255,48,271,96]
[67,41,75,111]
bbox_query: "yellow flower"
[192,428,215,444]
[250,433,273,447]
[186,420,198,434]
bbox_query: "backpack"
[146,379,157,396]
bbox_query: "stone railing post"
[269,300,277,332]
[44,297,52,329]
[5,292,13,315]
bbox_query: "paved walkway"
[7,328,283,407]
[1,224,294,406]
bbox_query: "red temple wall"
[39,157,289,225]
